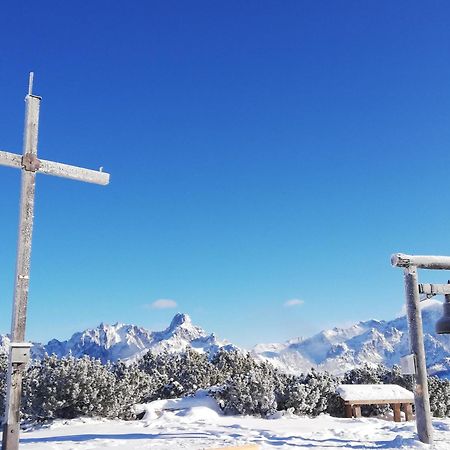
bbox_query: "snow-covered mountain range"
[0,313,236,364]
[252,299,450,376]
[1,300,450,376]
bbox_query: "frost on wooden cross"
[0,73,110,450]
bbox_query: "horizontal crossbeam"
[0,149,109,185]
[391,253,450,270]
[0,150,22,169]
[39,159,109,185]
[418,283,450,295]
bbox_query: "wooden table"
[343,398,414,422]
[337,384,414,422]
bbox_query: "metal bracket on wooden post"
[21,154,40,172]
[418,283,450,296]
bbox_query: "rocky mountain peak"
[168,313,193,330]
[0,313,230,364]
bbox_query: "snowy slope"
[0,313,236,363]
[252,299,450,376]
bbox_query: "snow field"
[11,392,450,449]
[13,414,450,449]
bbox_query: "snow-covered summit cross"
[0,73,110,450]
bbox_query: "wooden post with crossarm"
[0,73,110,450]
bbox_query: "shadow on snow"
[20,432,210,444]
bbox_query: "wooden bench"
[337,384,414,422]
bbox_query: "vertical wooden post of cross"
[2,78,41,450]
[0,74,109,450]
[403,266,433,444]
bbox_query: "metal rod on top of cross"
[0,74,110,450]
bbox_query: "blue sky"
[1,1,450,347]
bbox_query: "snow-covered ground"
[12,414,450,449]
[8,393,450,449]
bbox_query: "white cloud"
[150,299,178,310]
[284,299,304,307]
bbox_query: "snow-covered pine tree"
[22,355,120,420]
[428,375,450,418]
[139,348,219,399]
[211,351,278,417]
[137,350,169,399]
[112,361,155,419]
[281,376,312,415]
[343,363,387,385]
[162,349,219,398]
[211,349,257,382]
[282,370,339,416]
[213,370,277,417]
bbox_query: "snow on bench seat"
[337,384,414,403]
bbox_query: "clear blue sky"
[1,1,450,347]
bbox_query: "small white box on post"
[9,342,33,365]
[400,354,417,375]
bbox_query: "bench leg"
[403,403,413,421]
[353,405,361,418]
[345,404,353,418]
[392,404,401,422]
